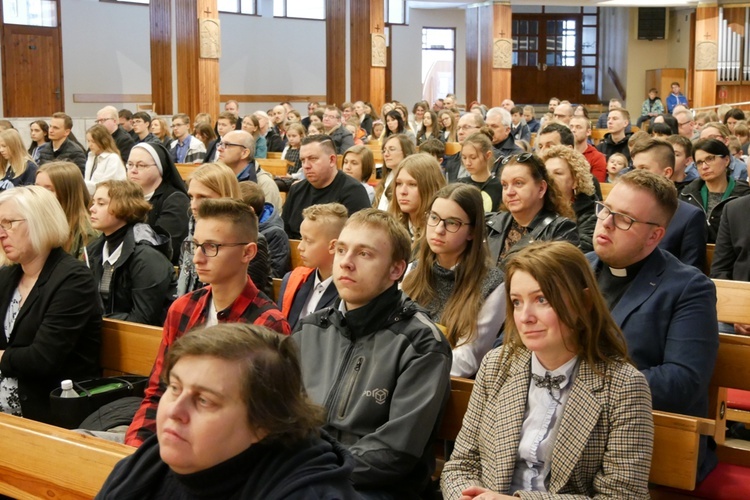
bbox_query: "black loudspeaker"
[638,7,667,41]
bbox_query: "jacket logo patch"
[363,388,389,405]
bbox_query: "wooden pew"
[267,152,283,160]
[0,412,133,499]
[706,243,715,274]
[600,182,614,200]
[257,158,290,177]
[176,162,198,181]
[445,142,461,156]
[590,129,606,146]
[101,318,162,377]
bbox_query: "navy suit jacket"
[658,200,707,270]
[587,248,718,479]
[278,271,338,330]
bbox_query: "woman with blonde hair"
[374,134,417,210]
[342,145,375,203]
[388,153,446,246]
[403,184,504,377]
[35,161,98,260]
[177,163,272,297]
[0,129,37,192]
[84,124,126,195]
[241,114,267,159]
[150,117,172,149]
[542,145,597,252]
[442,241,653,498]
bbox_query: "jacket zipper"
[337,356,364,419]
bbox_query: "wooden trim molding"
[74,94,328,105]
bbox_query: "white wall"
[391,7,466,107]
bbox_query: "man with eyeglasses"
[485,107,523,176]
[442,111,487,182]
[126,198,289,447]
[219,130,282,214]
[168,113,206,164]
[96,106,134,163]
[587,169,718,482]
[282,135,370,239]
[321,106,354,155]
[630,137,707,269]
[131,112,159,145]
[37,112,86,174]
[204,111,238,163]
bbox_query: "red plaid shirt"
[125,277,290,446]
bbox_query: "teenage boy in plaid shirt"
[126,198,289,446]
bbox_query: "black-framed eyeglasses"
[594,202,660,231]
[183,240,249,257]
[695,154,724,168]
[217,141,247,150]
[0,219,26,231]
[425,211,472,233]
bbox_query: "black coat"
[112,126,135,164]
[37,138,87,175]
[486,208,579,268]
[87,224,176,326]
[711,195,750,281]
[574,193,597,253]
[679,178,750,243]
[0,248,101,423]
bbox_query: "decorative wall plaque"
[493,38,512,69]
[695,40,717,71]
[200,18,221,59]
[372,34,387,67]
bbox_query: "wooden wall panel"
[479,4,493,106]
[491,3,512,107]
[466,7,479,106]
[350,0,385,111]
[150,0,172,116]
[175,0,219,121]
[327,0,347,106]
[693,4,718,109]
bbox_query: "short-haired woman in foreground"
[441,241,653,499]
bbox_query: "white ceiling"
[408,0,701,8]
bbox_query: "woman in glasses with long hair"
[403,183,504,378]
[487,153,578,268]
[87,180,175,326]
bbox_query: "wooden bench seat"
[0,412,133,499]
[101,318,161,377]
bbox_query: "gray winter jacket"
[292,285,452,498]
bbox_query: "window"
[385,0,406,25]
[580,10,598,95]
[3,0,58,26]
[273,0,324,20]
[217,0,256,15]
[102,0,257,15]
[422,28,455,105]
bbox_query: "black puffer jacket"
[486,208,579,268]
[679,178,750,243]
[87,223,176,326]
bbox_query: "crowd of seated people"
[0,94,749,498]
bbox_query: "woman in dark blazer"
[441,242,653,498]
[0,186,101,424]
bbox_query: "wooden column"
[479,4,493,106]
[150,0,172,116]
[326,0,347,106]
[491,2,512,106]
[175,0,219,121]
[350,0,386,112]
[466,7,479,105]
[693,3,719,109]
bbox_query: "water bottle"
[60,379,79,398]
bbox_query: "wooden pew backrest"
[176,163,198,181]
[651,411,715,490]
[0,413,133,499]
[289,239,304,270]
[101,318,162,377]
[714,279,750,325]
[257,158,290,177]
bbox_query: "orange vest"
[281,266,316,319]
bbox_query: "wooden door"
[511,15,582,104]
[2,25,63,117]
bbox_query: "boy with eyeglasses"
[168,113,206,164]
[126,198,289,447]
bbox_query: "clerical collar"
[604,256,647,282]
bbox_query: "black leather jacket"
[679,178,750,243]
